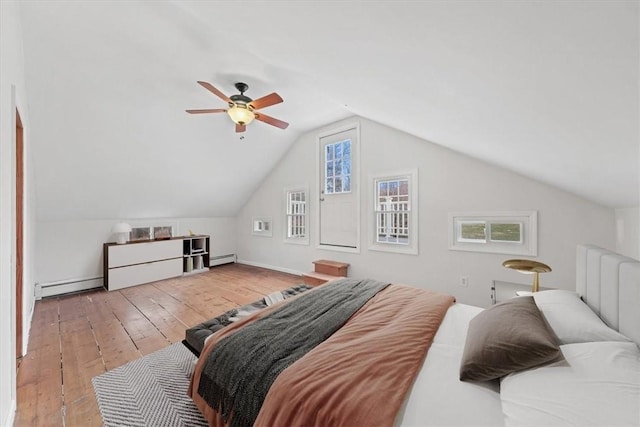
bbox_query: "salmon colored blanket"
[189,284,455,427]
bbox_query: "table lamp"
[502,259,552,292]
[112,222,132,244]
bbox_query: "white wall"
[0,1,35,425]
[237,117,615,307]
[36,217,236,288]
[615,207,640,260]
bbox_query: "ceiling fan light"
[227,105,255,126]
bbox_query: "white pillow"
[533,290,630,344]
[501,341,640,426]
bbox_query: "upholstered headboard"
[576,244,640,346]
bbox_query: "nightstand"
[491,280,553,304]
[515,290,533,297]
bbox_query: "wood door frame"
[16,108,24,359]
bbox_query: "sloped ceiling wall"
[19,1,352,221]
[18,1,639,222]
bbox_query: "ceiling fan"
[186,81,289,133]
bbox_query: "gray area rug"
[92,342,207,427]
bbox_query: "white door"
[319,127,358,248]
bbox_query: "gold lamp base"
[532,272,540,292]
[502,259,552,293]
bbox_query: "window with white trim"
[252,217,272,237]
[369,170,418,254]
[449,211,537,255]
[457,221,523,244]
[285,188,309,244]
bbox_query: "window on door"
[324,140,351,195]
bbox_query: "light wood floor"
[14,263,303,427]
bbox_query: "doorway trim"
[315,121,361,253]
[15,108,24,359]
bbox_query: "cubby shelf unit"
[183,235,210,275]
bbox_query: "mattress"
[397,303,504,426]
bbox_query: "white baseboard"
[34,258,296,298]
[22,299,35,356]
[236,259,304,277]
[209,254,236,267]
[35,276,103,299]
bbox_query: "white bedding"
[501,341,640,426]
[396,299,640,427]
[397,303,505,426]
[395,245,640,426]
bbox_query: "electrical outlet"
[460,276,469,287]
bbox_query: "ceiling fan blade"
[185,109,227,114]
[236,123,246,133]
[249,92,283,110]
[254,112,289,129]
[197,81,231,103]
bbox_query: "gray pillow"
[459,296,561,382]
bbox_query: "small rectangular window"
[458,221,486,242]
[325,140,351,195]
[284,187,309,245]
[252,217,272,237]
[449,212,536,255]
[489,222,522,243]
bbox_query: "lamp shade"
[227,105,255,125]
[112,222,132,233]
[502,259,551,274]
[502,259,551,292]
[112,222,132,244]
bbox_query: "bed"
[187,245,640,426]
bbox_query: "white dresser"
[103,238,185,291]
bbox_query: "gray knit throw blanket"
[197,278,390,427]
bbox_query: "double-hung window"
[284,187,309,244]
[369,169,418,254]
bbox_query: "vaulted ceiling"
[18,1,639,221]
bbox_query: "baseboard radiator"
[36,255,236,299]
[35,276,103,299]
[210,254,236,267]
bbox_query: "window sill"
[317,243,360,254]
[448,244,536,256]
[368,243,418,255]
[284,238,309,246]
